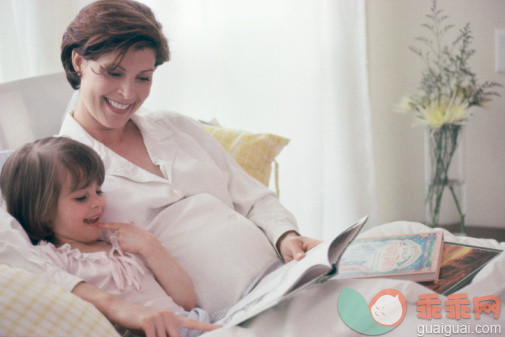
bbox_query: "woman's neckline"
[69,110,165,179]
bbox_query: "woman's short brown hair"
[61,0,170,89]
[0,137,105,244]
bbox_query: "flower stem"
[449,185,466,234]
[425,124,465,232]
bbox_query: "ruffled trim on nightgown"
[37,231,145,291]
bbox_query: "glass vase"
[424,124,466,234]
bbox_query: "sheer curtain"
[0,0,376,240]
[0,0,92,83]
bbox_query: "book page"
[327,216,369,264]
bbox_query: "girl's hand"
[99,222,159,258]
[72,283,219,337]
[116,300,219,337]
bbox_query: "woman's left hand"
[277,231,322,263]
[99,222,158,257]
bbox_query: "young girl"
[0,137,218,337]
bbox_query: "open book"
[217,216,368,327]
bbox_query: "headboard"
[0,72,75,150]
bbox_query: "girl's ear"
[71,50,84,72]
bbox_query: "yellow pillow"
[203,124,289,192]
[0,263,119,337]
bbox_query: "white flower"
[397,96,416,112]
[419,96,469,128]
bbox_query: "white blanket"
[205,221,505,337]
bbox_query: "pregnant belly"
[153,193,278,313]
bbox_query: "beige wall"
[367,0,505,227]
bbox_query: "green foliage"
[408,0,501,109]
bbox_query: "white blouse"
[59,110,298,312]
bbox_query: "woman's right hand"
[73,282,219,337]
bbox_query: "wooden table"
[442,224,505,242]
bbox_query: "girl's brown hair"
[61,0,170,89]
[0,137,105,244]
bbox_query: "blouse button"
[170,188,179,197]
[228,214,239,220]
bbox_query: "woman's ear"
[71,50,84,72]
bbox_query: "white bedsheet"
[205,221,505,337]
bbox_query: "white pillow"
[0,149,13,171]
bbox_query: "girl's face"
[53,174,105,247]
[72,48,156,133]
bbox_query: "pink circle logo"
[368,289,407,327]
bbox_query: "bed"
[1,73,504,337]
[205,223,505,337]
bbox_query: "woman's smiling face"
[72,48,156,132]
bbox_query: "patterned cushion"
[203,124,289,192]
[0,263,119,337]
